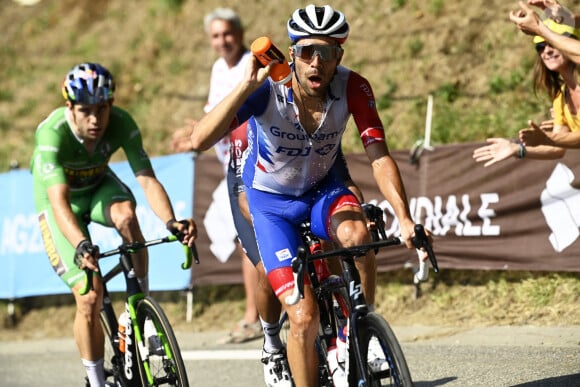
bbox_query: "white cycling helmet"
[287,4,349,44]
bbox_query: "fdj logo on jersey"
[276,146,311,156]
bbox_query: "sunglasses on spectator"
[292,44,343,61]
[535,42,551,54]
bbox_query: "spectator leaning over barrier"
[473,15,580,166]
[510,1,580,64]
[31,62,196,387]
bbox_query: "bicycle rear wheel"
[353,312,413,387]
[135,296,189,387]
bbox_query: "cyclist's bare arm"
[135,169,197,246]
[190,56,273,151]
[47,183,99,271]
[365,142,420,249]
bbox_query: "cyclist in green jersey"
[30,62,197,387]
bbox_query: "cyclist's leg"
[277,279,319,386]
[247,187,319,386]
[227,172,262,341]
[237,188,291,385]
[310,177,377,305]
[88,173,147,283]
[73,278,106,386]
[234,188,282,346]
[34,190,105,385]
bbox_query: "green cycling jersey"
[31,105,153,289]
[31,105,152,193]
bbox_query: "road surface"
[1,325,578,386]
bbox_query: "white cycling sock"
[82,358,105,387]
[260,317,283,352]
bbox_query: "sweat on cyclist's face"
[68,100,112,143]
[290,37,342,97]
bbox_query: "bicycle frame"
[100,244,148,383]
[285,209,437,386]
[96,235,195,386]
[293,236,404,385]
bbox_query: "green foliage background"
[4,0,579,171]
[1,0,579,331]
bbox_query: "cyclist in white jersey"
[190,5,430,386]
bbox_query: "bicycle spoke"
[135,297,189,386]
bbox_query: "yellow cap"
[533,18,579,44]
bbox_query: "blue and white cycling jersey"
[237,65,386,197]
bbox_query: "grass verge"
[1,270,578,341]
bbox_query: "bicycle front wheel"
[353,312,413,387]
[135,296,189,387]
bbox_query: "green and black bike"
[83,234,197,387]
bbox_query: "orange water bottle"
[118,311,128,353]
[251,36,292,87]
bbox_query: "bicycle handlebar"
[79,235,199,296]
[284,222,438,306]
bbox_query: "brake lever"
[411,224,439,273]
[284,247,307,305]
[78,269,94,296]
[191,242,200,265]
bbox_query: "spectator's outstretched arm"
[510,1,580,64]
[520,123,580,148]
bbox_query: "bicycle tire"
[135,296,189,387]
[317,285,351,387]
[352,312,413,387]
[99,312,116,385]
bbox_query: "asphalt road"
[1,325,578,387]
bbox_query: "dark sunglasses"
[535,42,549,54]
[292,44,342,61]
[535,41,560,54]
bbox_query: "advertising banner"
[191,142,580,287]
[0,153,194,299]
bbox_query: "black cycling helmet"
[62,63,115,104]
[287,4,349,44]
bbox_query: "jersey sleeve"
[346,72,386,148]
[231,81,271,130]
[32,124,67,188]
[113,108,153,174]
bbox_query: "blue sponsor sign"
[0,153,194,299]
